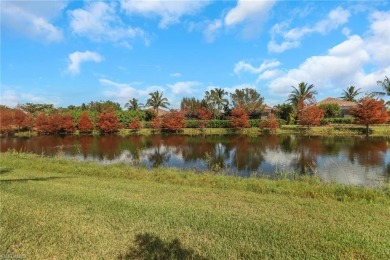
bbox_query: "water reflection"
[1,135,389,186]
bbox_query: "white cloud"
[120,0,210,28]
[69,2,147,44]
[204,19,222,43]
[0,87,60,107]
[170,72,182,78]
[234,60,281,75]
[168,81,201,95]
[268,7,351,53]
[1,1,64,42]
[258,69,283,80]
[68,51,103,74]
[267,10,390,98]
[225,0,275,27]
[100,79,164,104]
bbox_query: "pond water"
[1,135,389,186]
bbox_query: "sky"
[1,0,390,109]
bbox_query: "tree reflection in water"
[348,138,388,166]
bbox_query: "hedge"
[321,118,354,124]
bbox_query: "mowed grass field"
[1,152,390,259]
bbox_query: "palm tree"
[205,88,229,119]
[374,76,390,96]
[287,82,317,108]
[340,86,361,102]
[125,98,143,111]
[146,91,170,116]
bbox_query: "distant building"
[261,105,273,119]
[146,108,170,117]
[317,98,357,117]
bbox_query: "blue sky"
[1,0,389,109]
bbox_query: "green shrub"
[321,118,354,124]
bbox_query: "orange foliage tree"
[151,116,162,130]
[198,107,212,128]
[350,97,389,135]
[13,109,33,132]
[228,107,249,129]
[96,109,121,133]
[35,113,51,134]
[298,105,324,128]
[78,111,94,133]
[162,110,186,131]
[129,117,142,130]
[58,114,76,134]
[259,113,279,134]
[0,109,13,134]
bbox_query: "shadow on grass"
[118,233,206,260]
[0,176,68,183]
[0,168,12,174]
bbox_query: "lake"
[1,134,389,186]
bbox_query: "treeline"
[1,80,389,136]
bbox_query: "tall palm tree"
[205,88,229,119]
[146,91,170,116]
[374,76,390,96]
[125,98,143,111]
[286,82,317,108]
[340,86,361,102]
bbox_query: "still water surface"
[1,135,389,186]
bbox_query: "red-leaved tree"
[59,114,76,134]
[259,113,279,134]
[78,111,94,133]
[13,109,33,132]
[96,109,121,134]
[35,113,51,134]
[0,109,13,134]
[298,105,324,129]
[129,117,142,131]
[151,116,162,130]
[228,107,249,129]
[162,110,186,131]
[350,97,389,136]
[198,107,212,129]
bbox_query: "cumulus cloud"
[69,2,147,45]
[267,10,390,98]
[100,79,163,104]
[204,19,223,43]
[268,7,351,53]
[0,87,61,107]
[168,81,201,95]
[234,60,281,75]
[1,1,65,42]
[225,0,275,27]
[68,51,103,74]
[120,0,210,28]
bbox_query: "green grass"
[1,152,390,259]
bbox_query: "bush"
[321,118,354,124]
[318,104,341,118]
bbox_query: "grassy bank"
[1,152,390,259]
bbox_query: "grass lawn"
[1,152,390,259]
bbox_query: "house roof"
[263,104,273,111]
[317,98,357,107]
[146,108,170,116]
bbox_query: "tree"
[349,97,389,136]
[274,103,294,124]
[78,111,94,133]
[298,105,324,129]
[125,98,143,111]
[129,117,142,130]
[0,109,13,134]
[198,107,212,128]
[19,103,54,115]
[318,104,341,118]
[374,76,390,97]
[35,113,51,134]
[151,116,162,130]
[228,107,249,129]
[13,109,33,132]
[340,86,361,102]
[146,91,170,116]
[259,113,279,134]
[230,88,264,118]
[180,97,202,119]
[287,82,317,117]
[88,100,122,113]
[204,88,229,119]
[58,114,76,134]
[96,109,121,133]
[162,110,186,131]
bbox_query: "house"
[317,98,357,117]
[146,108,170,117]
[260,105,273,119]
